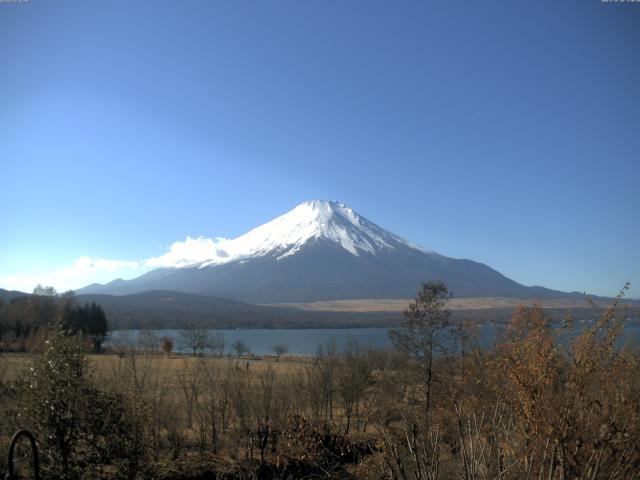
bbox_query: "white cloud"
[0,256,144,293]
[0,236,236,293]
[144,236,231,268]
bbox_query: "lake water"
[108,319,640,356]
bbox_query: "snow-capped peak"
[193,200,427,268]
[147,201,429,270]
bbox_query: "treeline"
[0,282,639,479]
[0,285,108,352]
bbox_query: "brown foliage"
[160,336,174,356]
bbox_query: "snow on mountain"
[156,200,429,269]
[78,200,571,302]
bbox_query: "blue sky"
[1,0,638,297]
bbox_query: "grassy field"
[0,351,312,386]
[269,296,632,312]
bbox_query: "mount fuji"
[78,200,565,303]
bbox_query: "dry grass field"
[0,352,310,387]
[270,296,621,312]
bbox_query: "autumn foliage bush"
[380,283,640,480]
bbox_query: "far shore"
[266,296,640,313]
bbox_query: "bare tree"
[389,281,450,413]
[178,359,200,429]
[180,328,210,356]
[138,329,160,355]
[336,343,373,434]
[195,359,223,451]
[232,339,250,358]
[314,340,338,420]
[253,368,276,464]
[230,367,255,458]
[209,332,226,357]
[272,344,288,361]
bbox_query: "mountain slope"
[78,200,571,303]
[75,290,395,329]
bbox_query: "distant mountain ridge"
[78,200,580,303]
[0,288,29,303]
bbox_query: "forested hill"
[75,290,397,329]
[0,288,28,303]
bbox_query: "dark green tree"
[61,302,108,352]
[87,302,108,352]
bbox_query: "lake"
[108,319,640,356]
